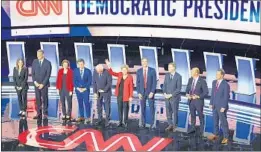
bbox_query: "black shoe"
[187,128,196,134]
[18,112,22,117]
[95,121,102,126]
[117,123,123,127]
[105,123,110,128]
[123,123,128,128]
[172,126,177,132]
[165,125,173,132]
[62,116,66,121]
[33,115,41,119]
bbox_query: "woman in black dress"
[13,58,28,117]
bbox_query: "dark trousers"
[165,98,179,126]
[60,91,72,116]
[140,95,155,126]
[213,107,229,138]
[117,98,129,124]
[35,86,48,115]
[16,89,28,111]
[189,100,204,132]
[76,91,90,118]
[97,92,111,122]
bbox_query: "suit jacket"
[74,67,92,93]
[108,68,134,102]
[210,80,230,110]
[136,67,157,96]
[92,69,112,94]
[56,68,74,92]
[32,58,52,87]
[185,77,209,103]
[13,67,29,90]
[163,72,182,102]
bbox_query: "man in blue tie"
[74,59,92,123]
[208,69,230,145]
[32,49,52,119]
[162,62,182,132]
[136,58,157,129]
[185,67,208,135]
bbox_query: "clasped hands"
[34,81,44,89]
[164,93,172,99]
[186,94,200,100]
[77,87,87,93]
[138,92,154,100]
[16,86,22,90]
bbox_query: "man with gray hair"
[162,62,182,132]
[32,49,52,119]
[92,64,112,127]
[208,69,230,145]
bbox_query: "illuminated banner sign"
[18,126,172,151]
[8,0,261,45]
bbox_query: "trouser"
[97,92,111,122]
[189,100,205,132]
[213,107,229,138]
[60,90,72,116]
[139,94,155,126]
[16,88,28,111]
[165,98,179,126]
[19,118,28,134]
[117,98,129,124]
[76,91,91,118]
[35,86,48,115]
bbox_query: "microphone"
[147,34,152,46]
[244,44,251,57]
[83,36,85,42]
[212,39,218,52]
[180,39,186,49]
[116,34,120,44]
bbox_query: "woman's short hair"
[61,59,70,67]
[121,64,129,70]
[16,58,25,69]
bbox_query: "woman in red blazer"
[105,59,133,128]
[56,59,74,121]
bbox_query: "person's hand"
[129,97,133,102]
[149,92,154,99]
[209,105,213,110]
[57,89,60,95]
[94,93,98,100]
[186,94,192,100]
[168,94,172,99]
[38,84,44,89]
[164,93,168,99]
[34,81,39,87]
[220,108,225,113]
[82,88,86,92]
[77,87,81,92]
[69,92,73,96]
[194,95,200,99]
[98,89,104,93]
[105,59,111,68]
[138,94,143,100]
[192,95,197,100]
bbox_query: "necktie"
[39,60,42,67]
[215,81,219,95]
[80,70,83,79]
[144,69,147,88]
[190,79,195,95]
[170,74,173,80]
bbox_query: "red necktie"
[144,69,147,89]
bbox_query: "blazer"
[56,68,74,92]
[136,67,157,96]
[74,68,92,93]
[108,68,134,102]
[163,72,182,102]
[32,58,52,87]
[13,67,29,90]
[210,80,230,110]
[92,69,112,94]
[185,77,209,102]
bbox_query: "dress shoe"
[77,117,85,122]
[85,118,91,124]
[33,115,41,119]
[18,111,22,116]
[165,125,173,132]
[150,125,156,130]
[123,123,128,128]
[187,128,196,134]
[66,116,71,121]
[221,138,228,145]
[43,115,48,119]
[172,126,177,132]
[139,124,145,128]
[105,122,110,128]
[95,121,102,126]
[117,123,123,127]
[62,116,66,121]
[207,134,219,141]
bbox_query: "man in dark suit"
[136,58,157,129]
[163,62,182,132]
[32,49,52,119]
[208,69,230,145]
[186,67,208,135]
[93,64,112,127]
[74,59,92,123]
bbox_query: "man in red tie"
[208,69,230,145]
[185,67,208,135]
[136,58,157,129]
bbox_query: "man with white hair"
[92,64,112,127]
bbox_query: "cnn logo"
[16,0,62,16]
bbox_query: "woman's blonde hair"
[61,59,70,67]
[16,58,25,70]
[121,64,129,70]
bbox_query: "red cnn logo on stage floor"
[16,0,62,16]
[18,126,172,151]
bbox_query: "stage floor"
[1,93,261,151]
